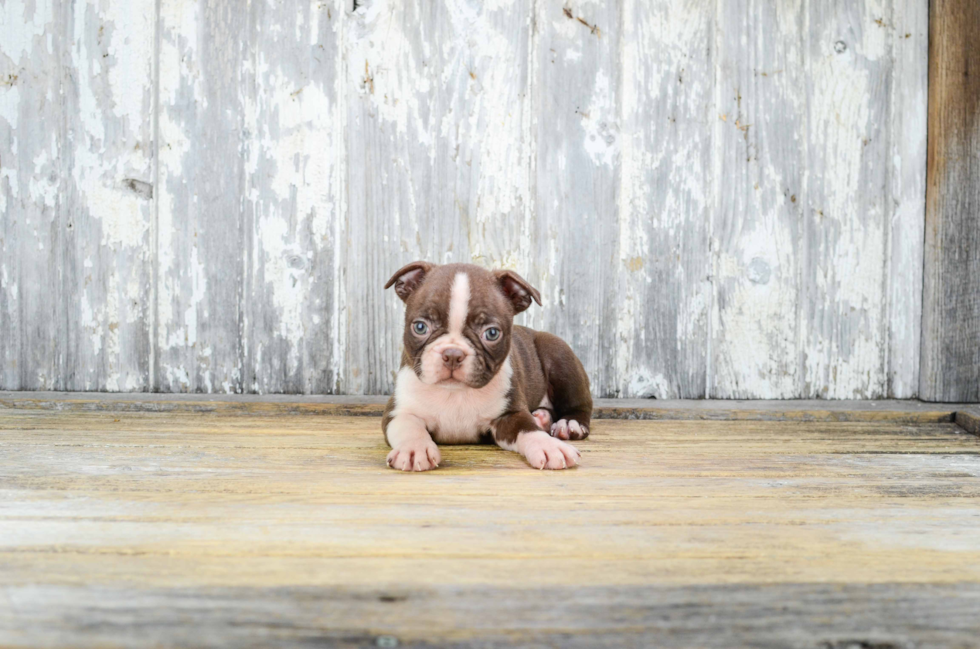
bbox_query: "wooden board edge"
[0,397,388,417]
[0,394,962,424]
[954,408,980,436]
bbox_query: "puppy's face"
[385,263,541,389]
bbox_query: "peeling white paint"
[581,69,619,168]
[0,0,53,61]
[182,245,206,349]
[347,0,432,141]
[0,83,19,131]
[0,0,930,398]
[255,216,306,366]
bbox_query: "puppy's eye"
[412,321,428,336]
[484,327,501,342]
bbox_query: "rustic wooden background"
[0,0,942,399]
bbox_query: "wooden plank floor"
[2,406,980,647]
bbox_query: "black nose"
[442,348,466,370]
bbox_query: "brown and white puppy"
[381,262,592,471]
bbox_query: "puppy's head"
[385,262,541,388]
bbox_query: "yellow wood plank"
[2,410,979,598]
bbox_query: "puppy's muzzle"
[441,348,467,371]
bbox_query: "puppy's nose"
[442,348,466,370]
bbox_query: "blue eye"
[413,321,428,336]
[484,327,500,341]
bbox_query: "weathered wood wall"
[920,0,980,403]
[0,0,932,398]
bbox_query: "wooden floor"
[2,401,980,647]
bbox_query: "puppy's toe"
[566,419,590,440]
[551,419,570,440]
[386,441,440,472]
[521,432,580,470]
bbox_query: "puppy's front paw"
[520,431,580,470]
[387,439,441,472]
[551,418,589,440]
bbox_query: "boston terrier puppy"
[382,261,592,471]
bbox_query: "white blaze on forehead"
[448,272,471,336]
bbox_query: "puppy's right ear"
[384,261,434,302]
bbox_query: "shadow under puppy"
[382,262,592,471]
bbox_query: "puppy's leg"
[383,413,441,472]
[493,410,580,470]
[534,332,593,441]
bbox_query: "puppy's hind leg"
[530,407,553,431]
[534,332,593,441]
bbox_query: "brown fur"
[489,326,592,446]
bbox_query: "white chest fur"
[391,358,513,444]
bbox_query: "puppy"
[382,262,592,471]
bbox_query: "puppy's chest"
[395,367,513,444]
[423,391,506,443]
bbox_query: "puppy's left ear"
[494,270,542,314]
[385,261,434,302]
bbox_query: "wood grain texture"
[0,0,69,391]
[887,0,928,398]
[615,0,712,398]
[528,1,621,397]
[242,0,345,394]
[1,407,979,645]
[155,0,249,393]
[0,1,934,399]
[65,1,157,392]
[4,584,980,648]
[920,0,980,403]
[710,0,807,399]
[802,1,894,399]
[0,0,157,392]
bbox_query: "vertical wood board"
[529,0,622,397]
[711,0,806,399]
[920,0,980,402]
[0,0,69,391]
[156,0,249,393]
[614,0,713,398]
[66,0,156,392]
[242,0,345,394]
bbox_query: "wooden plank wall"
[920,0,980,403]
[0,0,933,399]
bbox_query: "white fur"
[447,271,470,335]
[500,430,580,470]
[418,272,480,384]
[390,357,513,444]
[537,394,553,410]
[385,413,441,471]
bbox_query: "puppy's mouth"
[436,369,470,387]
